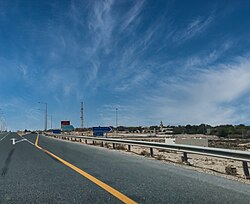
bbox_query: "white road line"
[19,135,35,145]
[0,132,10,142]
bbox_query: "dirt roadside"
[57,136,250,185]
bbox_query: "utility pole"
[80,101,83,129]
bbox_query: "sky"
[1,0,250,130]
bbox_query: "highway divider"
[45,133,250,179]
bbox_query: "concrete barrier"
[175,138,208,147]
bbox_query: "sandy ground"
[125,146,249,182]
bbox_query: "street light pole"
[50,115,53,130]
[115,108,118,134]
[38,102,47,131]
[0,108,1,132]
[45,103,47,131]
[0,109,4,132]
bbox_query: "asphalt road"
[1,132,250,203]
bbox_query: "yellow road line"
[35,134,137,204]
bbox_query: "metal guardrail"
[46,134,250,179]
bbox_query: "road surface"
[0,132,250,203]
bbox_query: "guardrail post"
[243,161,250,179]
[85,139,87,144]
[150,148,154,157]
[93,140,95,145]
[181,152,189,164]
[128,145,131,151]
[101,142,104,147]
[113,143,115,149]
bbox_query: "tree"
[216,127,228,137]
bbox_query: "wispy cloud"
[173,12,215,43]
[183,42,232,70]
[103,19,167,91]
[87,0,114,55]
[144,56,250,125]
[18,64,28,77]
[85,62,100,88]
[95,55,250,126]
[43,67,79,97]
[120,0,145,31]
[115,69,152,92]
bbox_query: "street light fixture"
[38,102,47,131]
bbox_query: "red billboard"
[61,121,70,126]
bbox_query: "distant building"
[160,121,164,130]
[62,125,74,131]
[159,121,173,135]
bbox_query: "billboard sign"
[61,121,70,126]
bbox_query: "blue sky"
[1,0,250,130]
